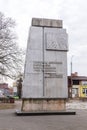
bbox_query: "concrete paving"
[66,99,87,109]
[0,100,87,130]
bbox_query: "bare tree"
[0,12,24,79]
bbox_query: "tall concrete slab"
[22,18,68,111]
[23,27,43,98]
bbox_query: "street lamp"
[71,55,74,75]
[70,55,74,98]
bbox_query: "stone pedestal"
[22,18,68,112]
[21,98,66,111]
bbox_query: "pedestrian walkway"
[66,99,87,109]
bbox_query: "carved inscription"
[46,33,68,50]
[33,61,63,78]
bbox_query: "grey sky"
[0,0,87,76]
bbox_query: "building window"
[73,80,79,85]
[82,88,87,96]
[82,89,85,94]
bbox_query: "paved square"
[0,100,87,130]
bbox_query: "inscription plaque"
[33,61,63,78]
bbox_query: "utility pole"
[71,55,74,74]
[70,55,74,98]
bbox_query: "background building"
[68,72,87,99]
[0,83,9,97]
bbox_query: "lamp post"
[70,55,74,98]
[71,55,74,75]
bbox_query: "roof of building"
[0,83,8,89]
[68,76,87,81]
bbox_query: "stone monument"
[22,18,68,112]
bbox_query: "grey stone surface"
[44,28,68,98]
[23,27,43,98]
[32,18,62,28]
[22,18,68,98]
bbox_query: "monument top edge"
[32,18,63,28]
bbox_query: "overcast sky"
[0,0,87,76]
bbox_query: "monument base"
[21,98,66,111]
[16,110,76,116]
